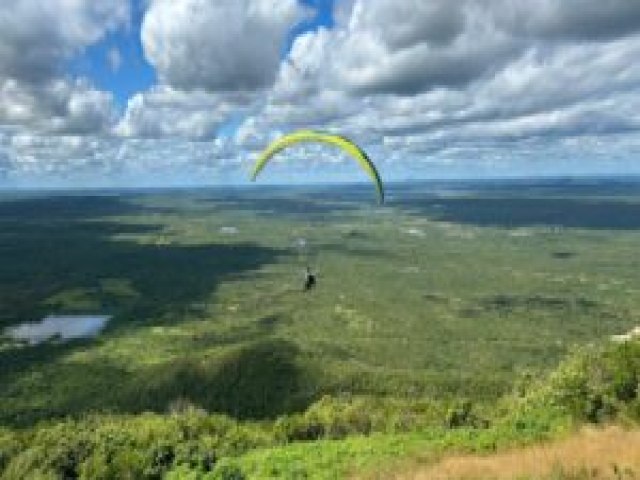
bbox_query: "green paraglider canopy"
[250,130,385,203]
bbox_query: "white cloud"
[0,0,129,83]
[233,0,640,180]
[0,78,116,134]
[276,0,640,96]
[0,0,128,139]
[2,131,246,187]
[3,0,640,186]
[340,34,640,141]
[114,86,254,140]
[142,0,304,91]
[494,0,640,41]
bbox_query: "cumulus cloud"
[3,0,640,186]
[2,131,245,187]
[3,133,110,182]
[235,0,640,176]
[495,0,640,41]
[284,0,640,96]
[142,0,304,91]
[0,78,116,134]
[118,0,308,142]
[0,0,128,138]
[0,0,129,84]
[346,35,640,140]
[114,86,254,140]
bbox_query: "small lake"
[4,315,112,345]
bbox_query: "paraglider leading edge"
[249,130,385,204]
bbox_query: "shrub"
[273,395,374,442]
[504,341,640,427]
[211,464,246,480]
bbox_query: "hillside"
[1,338,638,478]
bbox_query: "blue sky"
[68,16,155,109]
[287,0,335,51]
[1,0,640,188]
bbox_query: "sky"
[1,0,640,188]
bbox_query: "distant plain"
[1,178,639,427]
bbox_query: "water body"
[5,315,112,345]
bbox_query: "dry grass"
[385,427,640,479]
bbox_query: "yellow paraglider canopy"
[250,130,384,203]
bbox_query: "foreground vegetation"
[1,339,638,478]
[1,180,639,477]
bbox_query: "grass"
[393,426,640,479]
[211,432,441,480]
[213,422,567,480]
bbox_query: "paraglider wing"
[250,130,384,203]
